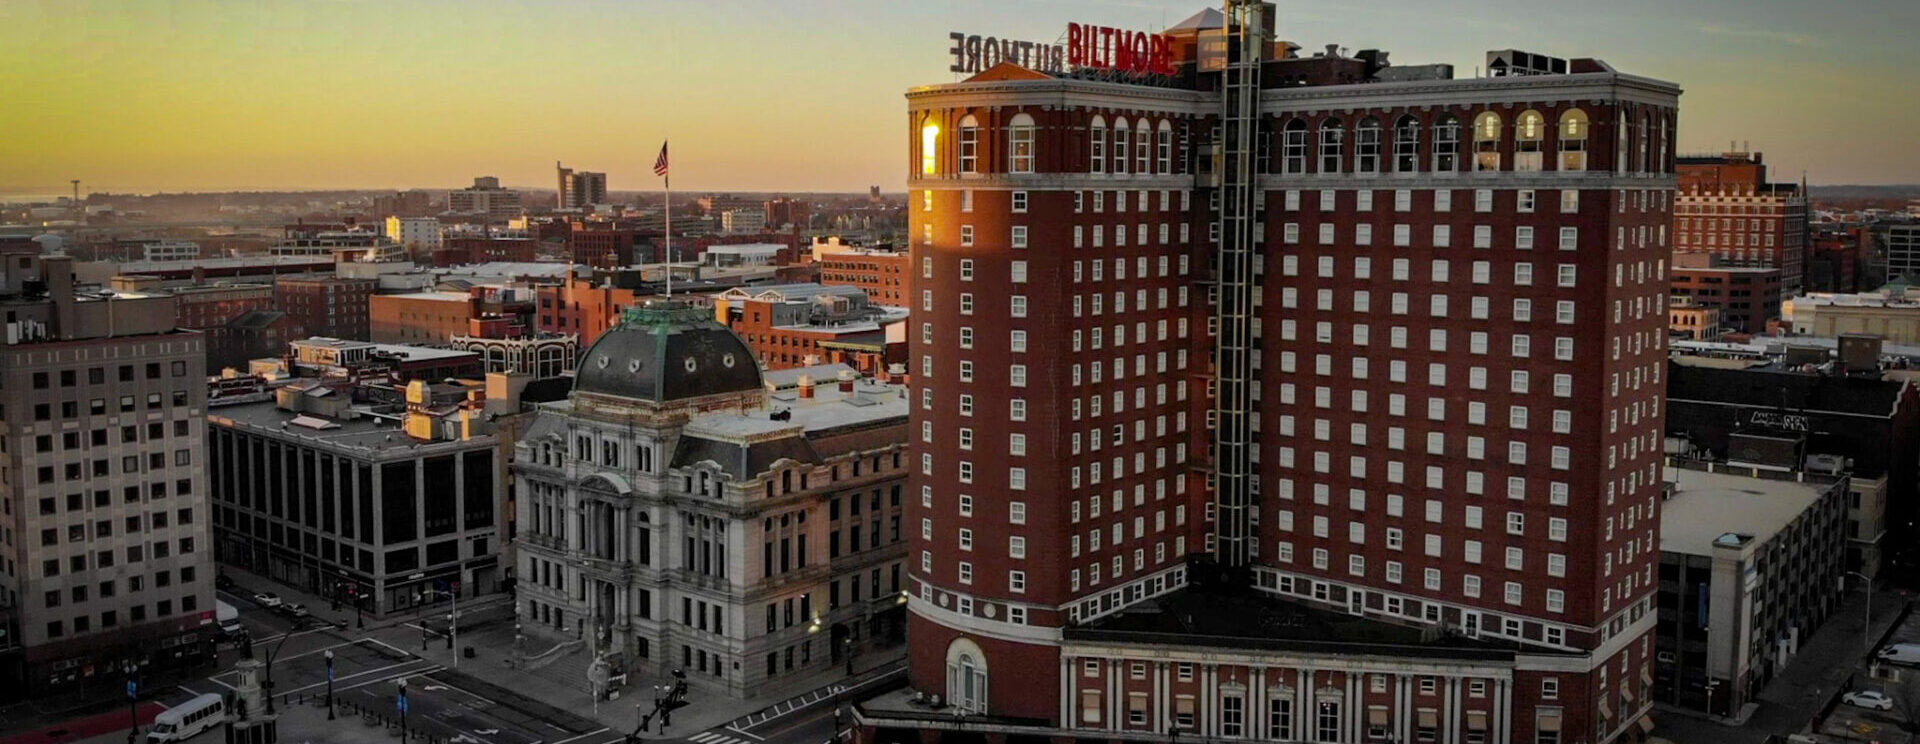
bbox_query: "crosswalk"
[688,730,759,744]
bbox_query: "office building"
[1666,253,1781,335]
[207,380,507,614]
[368,286,536,345]
[511,303,909,697]
[1884,224,1920,284]
[871,6,1678,743]
[274,274,378,342]
[0,250,216,695]
[384,216,443,252]
[813,238,911,307]
[712,284,908,374]
[447,178,524,220]
[557,163,608,211]
[721,208,768,235]
[1654,464,1846,716]
[1673,151,1807,295]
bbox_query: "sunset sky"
[3,0,1915,196]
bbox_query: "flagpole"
[665,167,672,299]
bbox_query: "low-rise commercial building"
[1786,289,1920,344]
[1668,253,1782,335]
[712,284,907,374]
[1654,464,1847,716]
[811,238,909,307]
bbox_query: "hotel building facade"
[873,3,1680,742]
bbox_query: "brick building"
[434,235,537,266]
[1666,253,1782,335]
[274,274,377,341]
[369,287,536,345]
[535,275,656,348]
[1673,151,1807,296]
[712,283,908,374]
[869,6,1678,744]
[567,221,658,268]
[812,238,912,306]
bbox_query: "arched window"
[1134,118,1151,174]
[957,115,980,174]
[1007,113,1035,174]
[1393,115,1421,172]
[945,639,989,714]
[920,118,939,176]
[1355,117,1382,174]
[1156,121,1174,174]
[1472,111,1502,171]
[1617,110,1630,175]
[1558,109,1589,171]
[1112,120,1131,174]
[1318,118,1344,174]
[1282,119,1309,174]
[1089,115,1106,174]
[1515,110,1545,171]
[1431,115,1460,172]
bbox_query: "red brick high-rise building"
[1673,151,1807,296]
[274,274,377,341]
[873,5,1679,743]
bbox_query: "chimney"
[797,374,815,399]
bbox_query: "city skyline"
[4,0,1918,196]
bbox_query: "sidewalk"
[216,564,514,634]
[390,616,907,737]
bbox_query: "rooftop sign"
[948,23,1175,77]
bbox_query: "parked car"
[1844,690,1895,711]
[251,592,281,608]
[278,603,309,619]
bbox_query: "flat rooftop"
[1064,583,1525,662]
[1659,467,1825,557]
[209,398,494,454]
[687,378,908,439]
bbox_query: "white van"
[1877,643,1920,665]
[148,693,225,743]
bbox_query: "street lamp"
[842,636,854,676]
[325,649,336,720]
[1847,570,1874,660]
[124,662,139,744]
[397,678,409,741]
[419,587,460,667]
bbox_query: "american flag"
[653,141,669,177]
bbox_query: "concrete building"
[511,303,909,698]
[878,8,1677,743]
[274,274,377,342]
[0,250,216,695]
[269,229,393,258]
[1654,465,1846,716]
[385,216,443,252]
[1881,224,1920,283]
[103,277,276,332]
[447,178,524,220]
[207,380,508,615]
[556,163,608,211]
[1667,253,1782,335]
[1785,289,1920,344]
[1664,350,1918,582]
[720,208,767,235]
[139,240,201,262]
[1674,151,1808,295]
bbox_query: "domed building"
[511,301,912,700]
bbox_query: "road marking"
[177,684,202,697]
[724,726,765,741]
[546,727,610,744]
[283,659,433,695]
